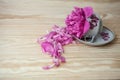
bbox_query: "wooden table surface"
[0,0,120,80]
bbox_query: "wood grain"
[0,0,120,80]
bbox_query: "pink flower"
[65,6,93,38]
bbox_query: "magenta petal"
[41,42,54,54]
[83,7,93,18]
[83,21,90,34]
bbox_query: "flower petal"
[83,6,93,18]
[83,21,90,34]
[41,41,54,54]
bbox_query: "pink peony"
[65,6,93,38]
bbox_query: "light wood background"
[0,0,120,80]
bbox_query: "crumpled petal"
[41,41,54,55]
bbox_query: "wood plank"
[0,0,120,80]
